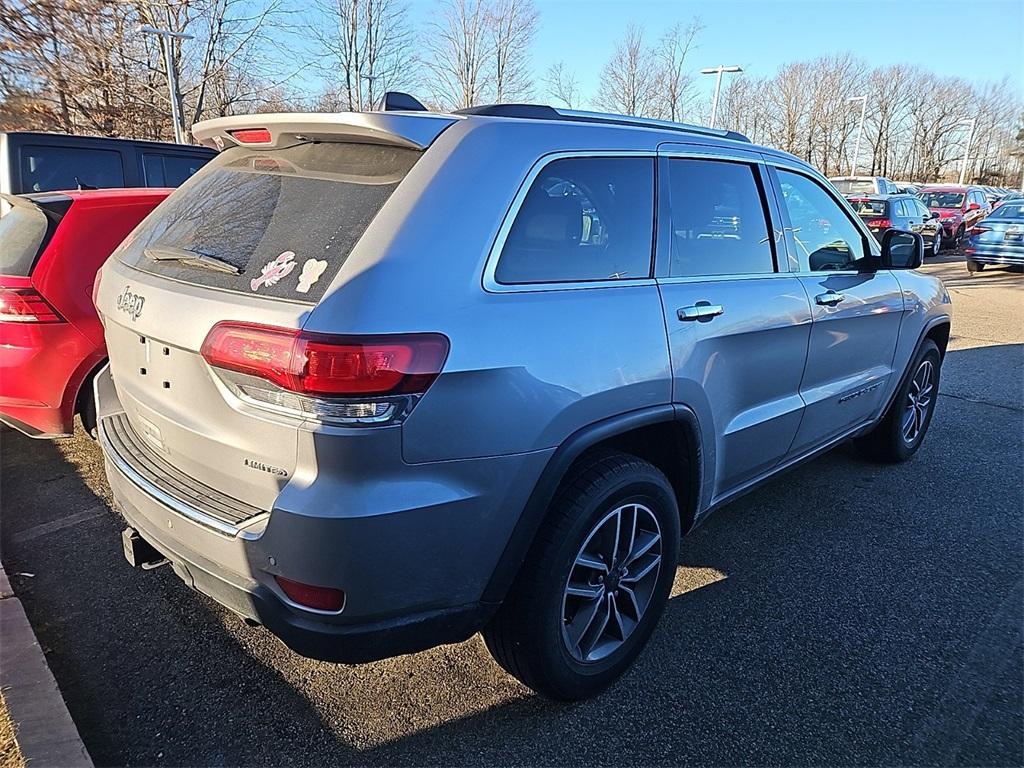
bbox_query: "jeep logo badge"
[116,286,145,322]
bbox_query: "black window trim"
[483,150,659,293]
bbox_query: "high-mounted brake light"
[228,128,272,144]
[0,287,63,323]
[201,322,449,397]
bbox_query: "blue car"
[964,198,1024,274]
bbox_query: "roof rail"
[451,102,750,142]
[556,109,750,143]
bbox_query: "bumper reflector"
[275,576,345,612]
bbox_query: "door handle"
[677,302,725,321]
[815,291,845,306]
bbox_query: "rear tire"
[483,451,680,701]
[856,339,941,463]
[966,259,984,274]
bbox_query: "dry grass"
[0,690,24,768]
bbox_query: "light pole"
[700,65,743,128]
[360,72,381,111]
[958,117,977,185]
[848,95,867,176]
[140,22,194,144]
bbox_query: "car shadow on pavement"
[2,342,1021,767]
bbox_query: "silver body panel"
[94,109,952,657]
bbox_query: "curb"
[0,564,92,767]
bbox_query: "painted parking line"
[11,506,108,545]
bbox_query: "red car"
[0,188,169,437]
[918,185,991,247]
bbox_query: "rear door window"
[666,158,775,277]
[143,153,210,187]
[116,142,420,302]
[20,145,125,192]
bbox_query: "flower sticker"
[296,259,328,293]
[251,251,296,292]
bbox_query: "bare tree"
[423,0,491,109]
[305,0,414,112]
[596,24,659,117]
[654,19,701,121]
[488,0,537,102]
[544,60,578,108]
[1,0,293,140]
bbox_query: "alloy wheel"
[902,359,934,444]
[561,502,663,663]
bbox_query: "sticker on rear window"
[296,259,328,293]
[251,251,296,292]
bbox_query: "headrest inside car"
[516,193,583,245]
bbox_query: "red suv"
[918,185,991,247]
[0,188,168,437]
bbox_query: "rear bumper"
[964,244,1024,266]
[95,365,548,662]
[0,321,100,436]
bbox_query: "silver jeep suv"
[94,97,952,700]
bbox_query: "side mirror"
[881,229,924,270]
[928,211,940,220]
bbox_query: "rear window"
[850,198,887,217]
[994,203,1024,220]
[0,197,52,276]
[832,179,876,194]
[117,142,420,302]
[20,145,125,192]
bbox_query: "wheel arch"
[481,405,703,605]
[71,354,109,432]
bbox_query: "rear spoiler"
[192,111,459,152]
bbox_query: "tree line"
[2,0,1021,185]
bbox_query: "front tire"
[856,339,941,463]
[931,231,942,255]
[483,451,680,700]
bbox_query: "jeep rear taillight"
[0,287,63,323]
[200,322,449,425]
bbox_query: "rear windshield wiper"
[144,246,242,275]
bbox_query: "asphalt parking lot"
[1,253,1021,767]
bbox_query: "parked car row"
[0,100,962,701]
[828,173,1023,274]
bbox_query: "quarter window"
[495,157,654,284]
[666,158,774,277]
[777,170,868,272]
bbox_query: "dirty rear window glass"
[116,142,420,302]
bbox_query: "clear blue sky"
[400,0,1024,106]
